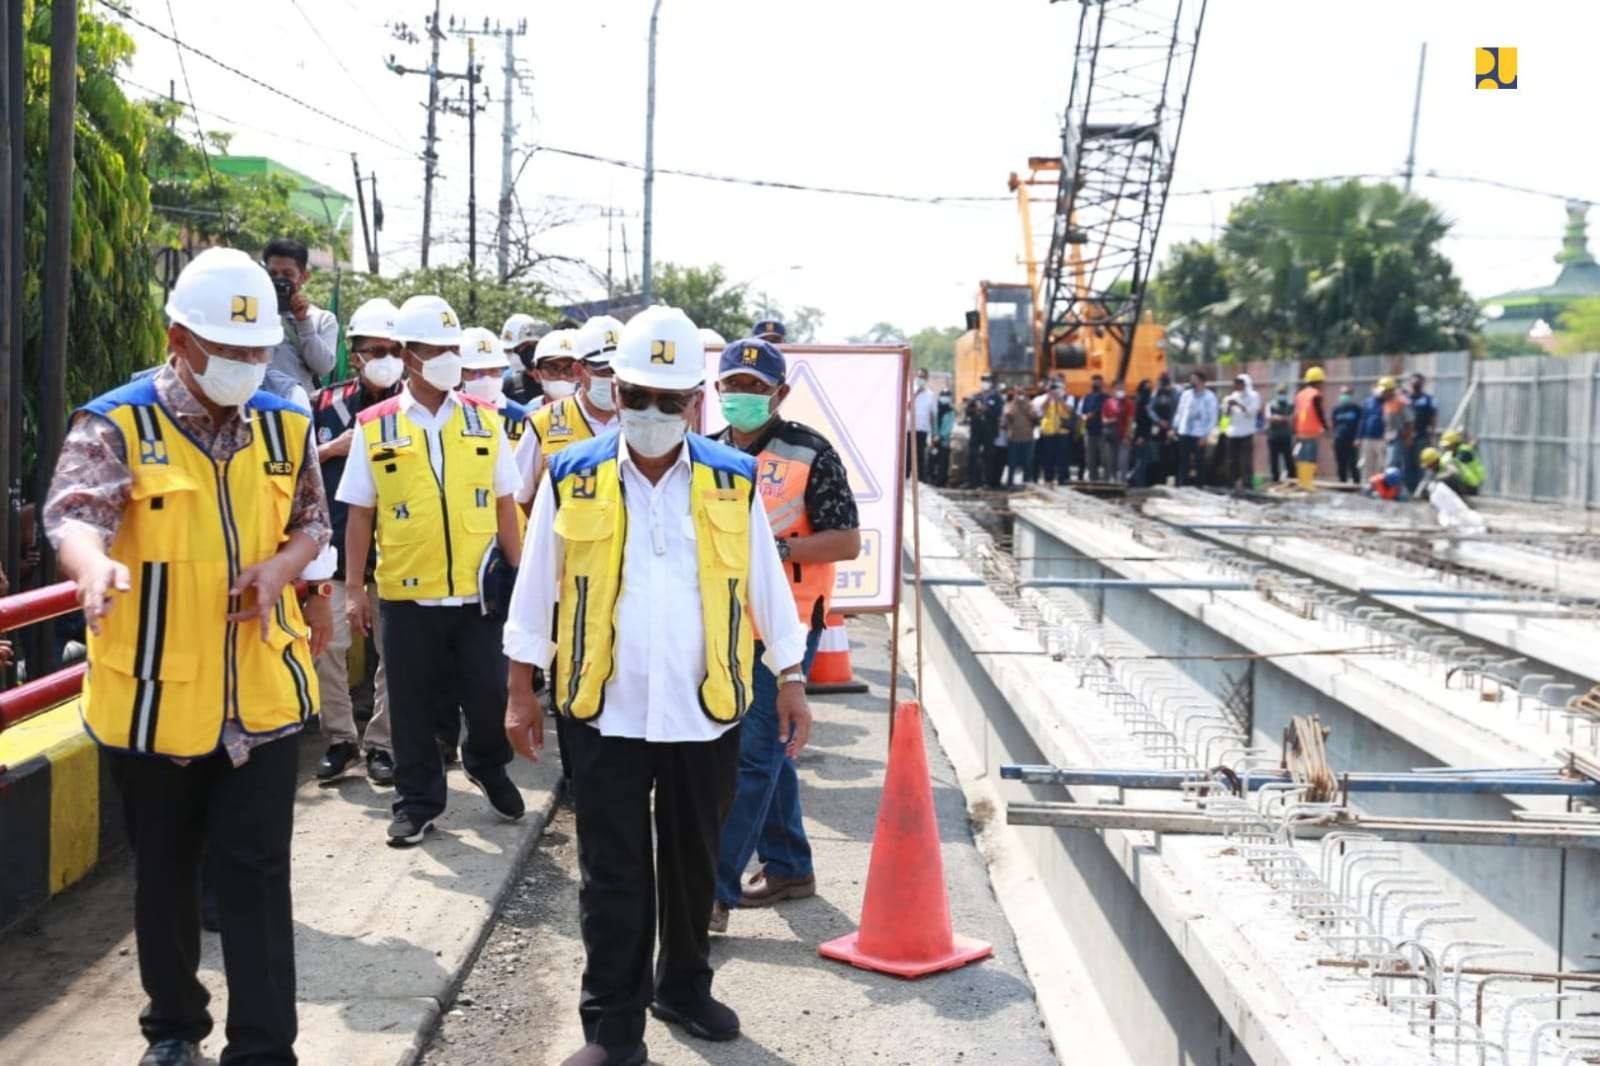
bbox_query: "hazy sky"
[115,0,1599,338]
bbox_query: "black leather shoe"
[316,741,358,780]
[651,995,740,1042]
[138,1039,199,1066]
[465,768,525,821]
[366,748,396,786]
[558,1042,646,1066]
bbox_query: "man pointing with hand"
[44,247,329,1066]
[503,306,811,1066]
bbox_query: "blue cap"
[718,338,786,386]
[1383,467,1402,486]
[752,318,786,340]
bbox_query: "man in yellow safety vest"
[502,308,811,1066]
[44,247,332,1066]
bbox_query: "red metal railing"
[0,580,83,733]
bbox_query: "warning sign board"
[704,345,909,613]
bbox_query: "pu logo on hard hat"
[742,347,760,365]
[230,295,259,323]
[559,336,572,351]
[440,310,457,328]
[604,330,619,346]
[650,340,676,365]
[477,338,493,353]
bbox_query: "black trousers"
[1334,438,1359,483]
[378,601,513,822]
[569,722,741,1048]
[1224,434,1254,488]
[110,734,299,1064]
[913,431,929,481]
[1268,436,1294,482]
[1176,434,1205,486]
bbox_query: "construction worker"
[337,294,525,847]
[1420,445,1483,498]
[500,313,550,409]
[709,337,860,935]
[1035,379,1071,485]
[515,318,622,512]
[43,247,330,1066]
[1404,372,1437,492]
[1439,428,1487,495]
[1331,385,1362,484]
[699,327,727,351]
[460,326,533,441]
[311,297,403,786]
[503,310,810,1066]
[1357,377,1394,479]
[1265,384,1295,483]
[1292,366,1328,490]
[753,317,786,344]
[1365,465,1408,501]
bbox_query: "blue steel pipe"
[1000,764,1600,797]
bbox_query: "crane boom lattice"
[1039,0,1207,383]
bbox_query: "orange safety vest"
[754,431,836,631]
[1293,386,1326,437]
[1368,473,1401,501]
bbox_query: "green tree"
[906,325,963,371]
[646,262,752,340]
[22,1,165,462]
[786,305,824,343]
[1479,331,1546,360]
[849,322,904,344]
[1155,180,1480,361]
[303,262,554,346]
[1556,297,1600,355]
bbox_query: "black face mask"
[518,348,538,372]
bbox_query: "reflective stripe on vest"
[755,438,834,630]
[549,432,756,724]
[361,398,500,601]
[79,393,318,757]
[1293,386,1326,436]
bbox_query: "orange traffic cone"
[819,700,993,978]
[806,612,868,695]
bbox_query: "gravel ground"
[421,617,1057,1066]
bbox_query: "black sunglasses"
[616,383,695,416]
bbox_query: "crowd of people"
[912,363,1467,503]
[43,242,864,1066]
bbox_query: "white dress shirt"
[335,386,519,607]
[1174,386,1219,438]
[912,385,937,434]
[503,437,809,743]
[512,400,617,506]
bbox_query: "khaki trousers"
[315,580,391,752]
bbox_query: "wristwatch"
[775,538,792,562]
[778,669,807,688]
[304,581,334,599]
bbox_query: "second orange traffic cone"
[806,612,867,695]
[819,700,993,978]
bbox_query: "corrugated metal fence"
[1182,351,1600,509]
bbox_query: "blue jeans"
[715,629,822,906]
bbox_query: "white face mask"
[619,406,688,458]
[361,355,403,389]
[414,350,462,391]
[192,342,267,407]
[542,378,577,400]
[586,375,615,411]
[462,375,504,404]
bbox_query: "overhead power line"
[93,0,416,157]
[287,0,409,146]
[163,0,224,232]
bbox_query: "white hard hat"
[533,328,580,365]
[164,247,283,348]
[393,294,463,346]
[501,312,544,347]
[613,307,705,391]
[698,327,726,350]
[347,297,399,341]
[459,326,508,370]
[576,315,624,366]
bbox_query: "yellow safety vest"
[78,379,318,757]
[548,431,756,724]
[359,394,502,601]
[530,395,595,455]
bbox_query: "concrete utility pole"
[352,153,379,274]
[440,39,485,320]
[1402,43,1426,193]
[35,0,76,609]
[448,18,527,283]
[387,1,445,267]
[0,0,19,614]
[641,0,663,305]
